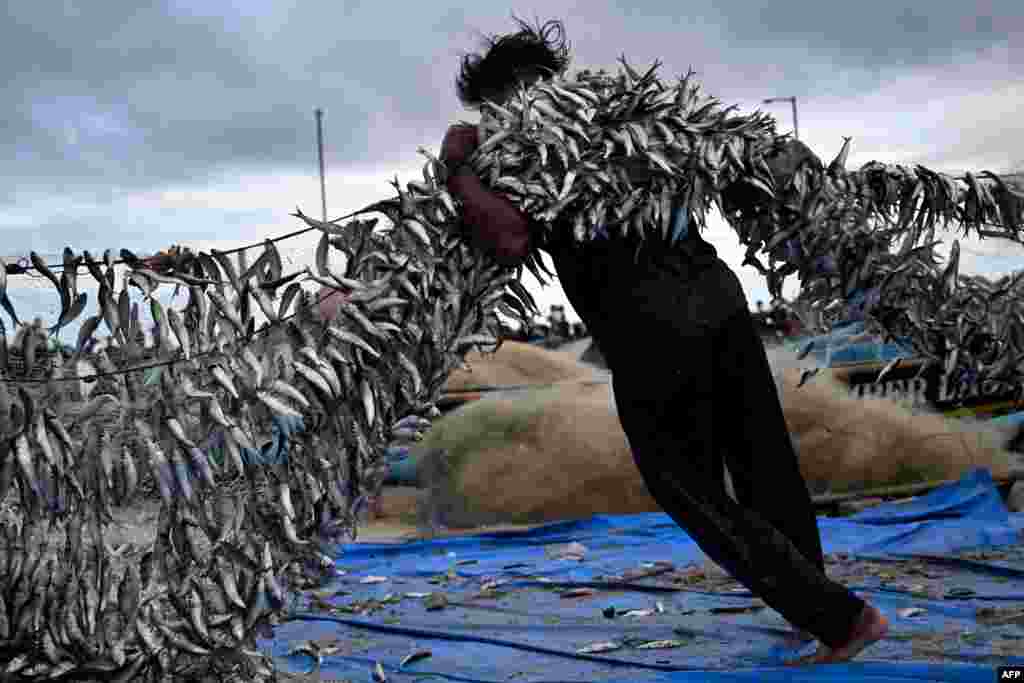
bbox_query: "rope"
[3,202,386,275]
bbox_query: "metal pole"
[315,108,327,222]
[790,98,799,141]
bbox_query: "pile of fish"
[462,57,1024,396]
[0,157,536,679]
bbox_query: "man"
[439,17,887,663]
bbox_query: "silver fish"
[187,446,216,490]
[210,365,240,399]
[209,249,241,293]
[215,557,245,611]
[292,361,334,399]
[797,367,820,389]
[13,433,40,500]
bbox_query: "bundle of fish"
[769,164,1024,396]
[0,169,534,679]
[457,57,1024,397]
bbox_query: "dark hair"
[456,15,571,108]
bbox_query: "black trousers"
[552,241,865,649]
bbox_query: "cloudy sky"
[3,1,1022,324]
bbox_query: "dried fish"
[577,641,622,654]
[636,639,686,650]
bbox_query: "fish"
[281,512,307,547]
[292,361,334,400]
[0,256,20,327]
[359,378,376,428]
[30,250,67,314]
[165,417,197,450]
[207,288,246,337]
[223,429,249,473]
[217,558,246,610]
[267,379,311,410]
[327,326,382,359]
[827,136,852,176]
[185,587,209,644]
[187,446,216,490]
[577,641,622,654]
[209,249,241,293]
[118,564,141,622]
[797,368,820,389]
[13,433,40,500]
[239,346,265,388]
[158,618,211,656]
[139,432,174,506]
[206,398,235,430]
[166,307,192,359]
[243,573,267,632]
[251,282,278,323]
[33,412,60,473]
[53,292,88,334]
[636,639,686,649]
[942,240,961,297]
[210,365,240,399]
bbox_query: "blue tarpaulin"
[799,321,915,367]
[262,469,1024,682]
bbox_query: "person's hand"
[440,124,479,170]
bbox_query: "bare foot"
[812,604,889,663]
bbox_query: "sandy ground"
[357,486,553,542]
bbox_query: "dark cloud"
[2,1,459,206]
[1,0,1021,299]
[707,1,1021,70]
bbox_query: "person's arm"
[447,166,532,266]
